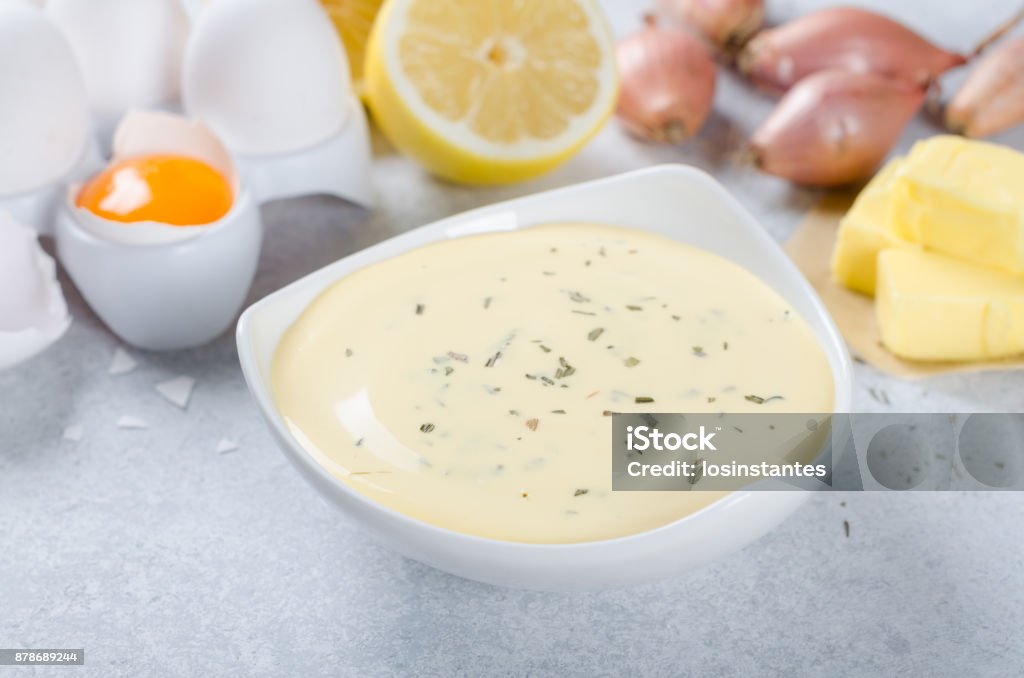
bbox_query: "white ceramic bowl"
[237,166,854,591]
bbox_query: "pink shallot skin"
[616,16,717,144]
[738,7,965,91]
[946,36,1024,138]
[657,0,764,50]
[749,69,926,187]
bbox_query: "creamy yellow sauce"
[272,223,834,543]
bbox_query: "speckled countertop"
[3,1,1024,676]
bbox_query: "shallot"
[738,7,965,91]
[748,70,926,187]
[616,15,717,144]
[657,0,763,50]
[946,36,1024,138]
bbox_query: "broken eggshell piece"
[56,111,262,351]
[69,110,239,246]
[0,211,71,370]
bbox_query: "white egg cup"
[234,95,373,208]
[0,136,103,238]
[55,187,262,351]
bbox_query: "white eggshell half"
[47,0,189,115]
[71,110,239,246]
[183,0,351,155]
[0,2,90,195]
[0,211,71,369]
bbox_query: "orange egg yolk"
[76,154,233,226]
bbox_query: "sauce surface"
[272,223,835,543]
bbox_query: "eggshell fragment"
[109,346,137,375]
[117,415,148,430]
[155,375,195,409]
[70,110,239,246]
[0,211,71,370]
[216,438,239,454]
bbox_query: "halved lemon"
[320,0,384,96]
[365,0,618,184]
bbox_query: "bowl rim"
[237,163,855,552]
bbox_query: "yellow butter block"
[893,135,1024,275]
[876,249,1024,361]
[831,159,915,296]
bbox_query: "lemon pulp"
[366,0,618,184]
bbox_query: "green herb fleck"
[587,327,604,342]
[552,409,567,414]
[624,357,640,368]
[345,348,353,357]
[688,461,704,485]
[568,290,590,303]
[539,344,552,353]
[444,366,454,376]
[448,351,468,363]
[555,357,576,379]
[415,303,424,315]
[868,388,891,406]
[635,396,654,404]
[692,346,706,357]
[485,351,502,368]
[574,489,589,497]
[419,423,435,433]
[745,394,784,405]
[626,305,643,311]
[483,297,492,309]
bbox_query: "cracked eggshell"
[0,211,71,370]
[46,0,189,115]
[0,2,91,196]
[70,110,240,246]
[55,111,263,351]
[183,0,351,155]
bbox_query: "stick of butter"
[893,135,1024,275]
[831,159,916,296]
[877,249,1024,361]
